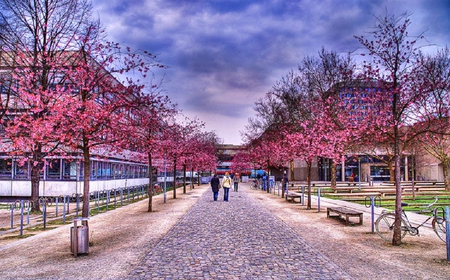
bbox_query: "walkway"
[129,188,353,279]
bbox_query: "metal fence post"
[10,203,14,229]
[317,188,321,212]
[301,186,305,206]
[446,206,450,262]
[19,200,24,236]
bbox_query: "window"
[63,160,78,180]
[46,159,62,180]
[91,161,98,180]
[13,161,29,180]
[0,158,12,179]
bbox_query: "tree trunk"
[443,161,450,191]
[30,148,41,212]
[147,153,153,212]
[82,145,91,226]
[191,165,194,189]
[307,161,312,210]
[173,158,177,199]
[266,160,270,193]
[389,160,394,182]
[290,160,294,181]
[331,161,337,188]
[393,101,403,246]
[183,163,187,193]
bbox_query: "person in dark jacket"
[210,174,220,201]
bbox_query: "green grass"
[4,234,35,240]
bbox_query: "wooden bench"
[327,192,381,197]
[331,186,360,193]
[285,191,302,203]
[327,207,364,226]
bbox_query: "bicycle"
[250,179,260,190]
[375,197,447,242]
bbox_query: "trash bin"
[71,218,89,256]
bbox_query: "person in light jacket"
[210,174,220,201]
[222,172,232,201]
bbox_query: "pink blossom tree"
[0,0,96,211]
[354,13,450,245]
[52,29,167,220]
[121,90,178,212]
[231,151,252,175]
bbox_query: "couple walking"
[210,172,233,201]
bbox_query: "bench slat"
[327,207,363,226]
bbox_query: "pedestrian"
[210,174,220,201]
[262,172,267,191]
[230,173,235,191]
[234,172,239,192]
[222,172,232,201]
[283,172,289,192]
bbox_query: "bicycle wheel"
[432,218,446,243]
[375,213,408,242]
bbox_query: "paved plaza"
[129,188,352,279]
[1,183,448,279]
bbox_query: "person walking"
[283,172,289,193]
[262,172,267,191]
[222,172,232,201]
[210,174,220,201]
[234,172,239,192]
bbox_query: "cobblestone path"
[129,188,353,279]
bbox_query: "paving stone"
[129,189,353,279]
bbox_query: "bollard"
[106,190,110,210]
[66,195,70,214]
[446,206,450,262]
[113,189,117,207]
[365,196,381,233]
[19,200,24,236]
[62,196,67,223]
[55,197,59,217]
[120,188,123,206]
[96,191,100,212]
[25,200,31,225]
[371,197,375,233]
[40,198,47,229]
[301,186,305,206]
[317,188,321,212]
[10,203,14,229]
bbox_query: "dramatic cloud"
[92,0,450,144]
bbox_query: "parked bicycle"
[375,197,447,242]
[250,179,260,190]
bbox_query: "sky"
[91,0,450,145]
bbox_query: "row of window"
[0,158,148,181]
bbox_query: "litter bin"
[71,217,89,257]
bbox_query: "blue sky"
[92,0,450,145]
